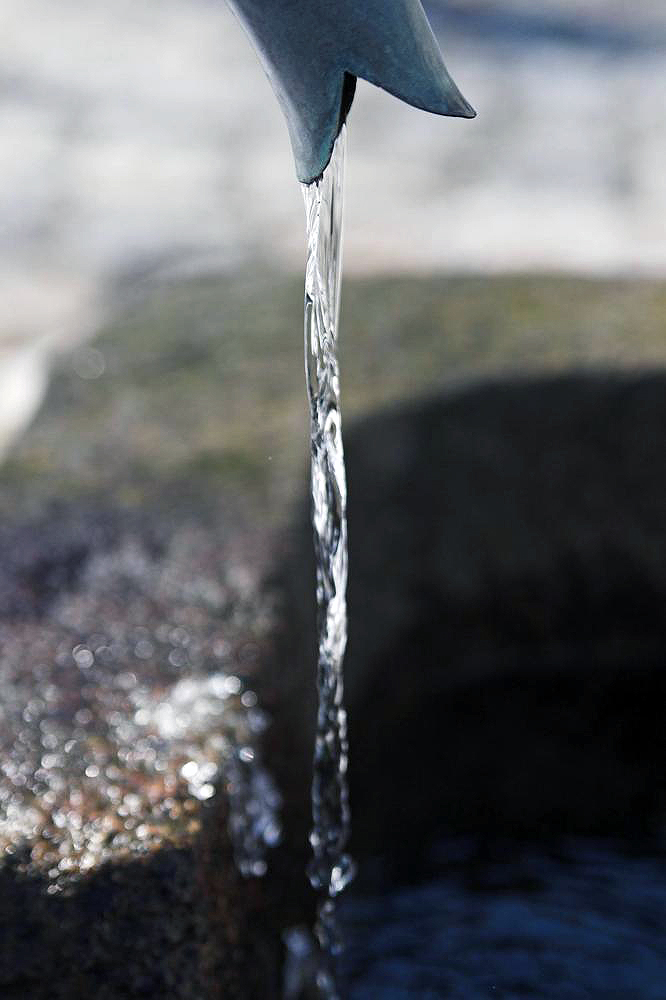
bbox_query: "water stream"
[301,126,355,996]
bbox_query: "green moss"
[6,273,665,520]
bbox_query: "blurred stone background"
[2,0,666,454]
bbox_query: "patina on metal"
[226,0,475,183]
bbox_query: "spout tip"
[446,90,477,120]
[379,74,477,124]
[458,92,477,119]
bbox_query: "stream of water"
[300,126,355,997]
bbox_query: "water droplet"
[224,675,242,696]
[194,783,215,801]
[180,761,198,781]
[72,646,94,669]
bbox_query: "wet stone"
[0,511,290,999]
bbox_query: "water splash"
[302,127,355,993]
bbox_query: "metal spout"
[227,0,475,184]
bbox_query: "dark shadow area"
[0,800,291,1000]
[274,370,666,864]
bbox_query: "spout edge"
[364,72,477,120]
[297,67,475,186]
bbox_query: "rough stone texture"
[0,500,309,999]
[277,371,666,859]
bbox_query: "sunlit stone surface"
[0,524,281,891]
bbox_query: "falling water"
[301,125,355,994]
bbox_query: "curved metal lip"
[325,66,476,182]
[227,0,476,184]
